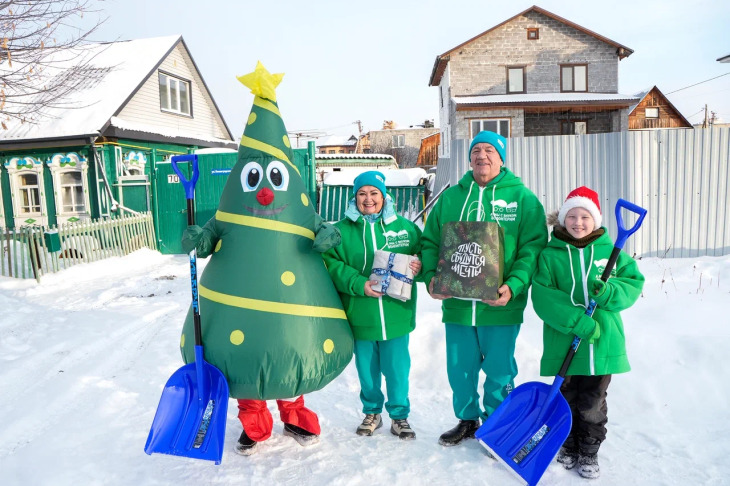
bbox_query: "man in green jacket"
[323,171,422,440]
[421,131,547,446]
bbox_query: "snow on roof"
[316,134,357,147]
[0,36,182,142]
[109,116,233,146]
[323,167,427,187]
[454,93,641,105]
[316,153,396,161]
[629,87,654,114]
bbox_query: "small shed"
[628,86,693,130]
[319,167,428,223]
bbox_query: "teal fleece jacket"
[531,229,645,376]
[323,209,421,341]
[421,168,547,326]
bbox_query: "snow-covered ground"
[1,249,729,486]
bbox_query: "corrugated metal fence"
[319,186,425,222]
[434,128,730,258]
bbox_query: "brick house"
[429,5,639,156]
[368,126,439,168]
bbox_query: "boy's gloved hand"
[590,279,610,307]
[181,225,204,254]
[588,319,601,344]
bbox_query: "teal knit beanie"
[469,131,507,163]
[353,170,387,197]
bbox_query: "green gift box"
[432,221,504,300]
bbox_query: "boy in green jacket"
[323,171,422,440]
[421,131,547,446]
[531,186,644,479]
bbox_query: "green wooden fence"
[0,213,156,282]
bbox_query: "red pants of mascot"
[237,395,320,441]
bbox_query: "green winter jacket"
[421,168,547,326]
[531,229,644,376]
[323,209,422,341]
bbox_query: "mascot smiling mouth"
[243,204,289,216]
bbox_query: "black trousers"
[560,374,612,455]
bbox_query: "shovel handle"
[171,154,200,203]
[557,198,647,378]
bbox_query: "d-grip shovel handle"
[171,154,200,224]
[557,198,647,379]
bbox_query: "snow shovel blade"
[144,351,229,465]
[476,381,572,486]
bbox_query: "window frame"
[527,28,539,40]
[59,171,86,213]
[506,66,526,94]
[158,71,193,117]
[392,134,405,148]
[470,118,511,139]
[17,173,42,215]
[560,64,588,93]
[645,107,660,119]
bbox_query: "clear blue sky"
[89,0,730,139]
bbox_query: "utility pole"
[703,104,708,128]
[354,120,363,153]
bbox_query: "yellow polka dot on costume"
[247,112,257,125]
[323,339,334,354]
[301,193,309,206]
[282,135,291,147]
[180,334,185,347]
[230,330,244,345]
[281,271,295,286]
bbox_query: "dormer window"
[527,28,539,40]
[159,72,192,116]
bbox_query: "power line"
[666,72,730,95]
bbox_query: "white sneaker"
[356,413,382,436]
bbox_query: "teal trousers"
[354,334,411,420]
[444,323,520,421]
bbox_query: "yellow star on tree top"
[237,61,284,102]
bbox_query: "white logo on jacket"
[383,229,410,249]
[491,199,519,222]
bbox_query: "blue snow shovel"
[475,198,647,486]
[144,154,229,464]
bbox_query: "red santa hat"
[557,186,602,228]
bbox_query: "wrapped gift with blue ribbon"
[369,250,417,301]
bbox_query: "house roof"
[429,5,634,86]
[315,154,396,161]
[453,92,640,108]
[628,86,693,127]
[316,134,358,147]
[0,35,234,147]
[717,54,730,63]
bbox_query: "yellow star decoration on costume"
[237,61,284,102]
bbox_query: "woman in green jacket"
[531,186,644,480]
[421,131,547,446]
[323,171,422,440]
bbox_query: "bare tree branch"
[0,0,107,125]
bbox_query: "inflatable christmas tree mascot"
[180,62,354,455]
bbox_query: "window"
[561,65,587,92]
[18,173,41,214]
[471,119,510,138]
[392,134,405,148]
[561,121,587,135]
[507,67,525,94]
[60,172,85,212]
[159,72,191,115]
[645,107,659,118]
[527,28,539,40]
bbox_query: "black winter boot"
[283,423,320,446]
[234,430,259,456]
[438,419,480,446]
[577,453,600,479]
[557,446,579,469]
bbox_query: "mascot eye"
[240,161,264,192]
[266,161,289,191]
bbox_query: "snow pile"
[0,250,728,485]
